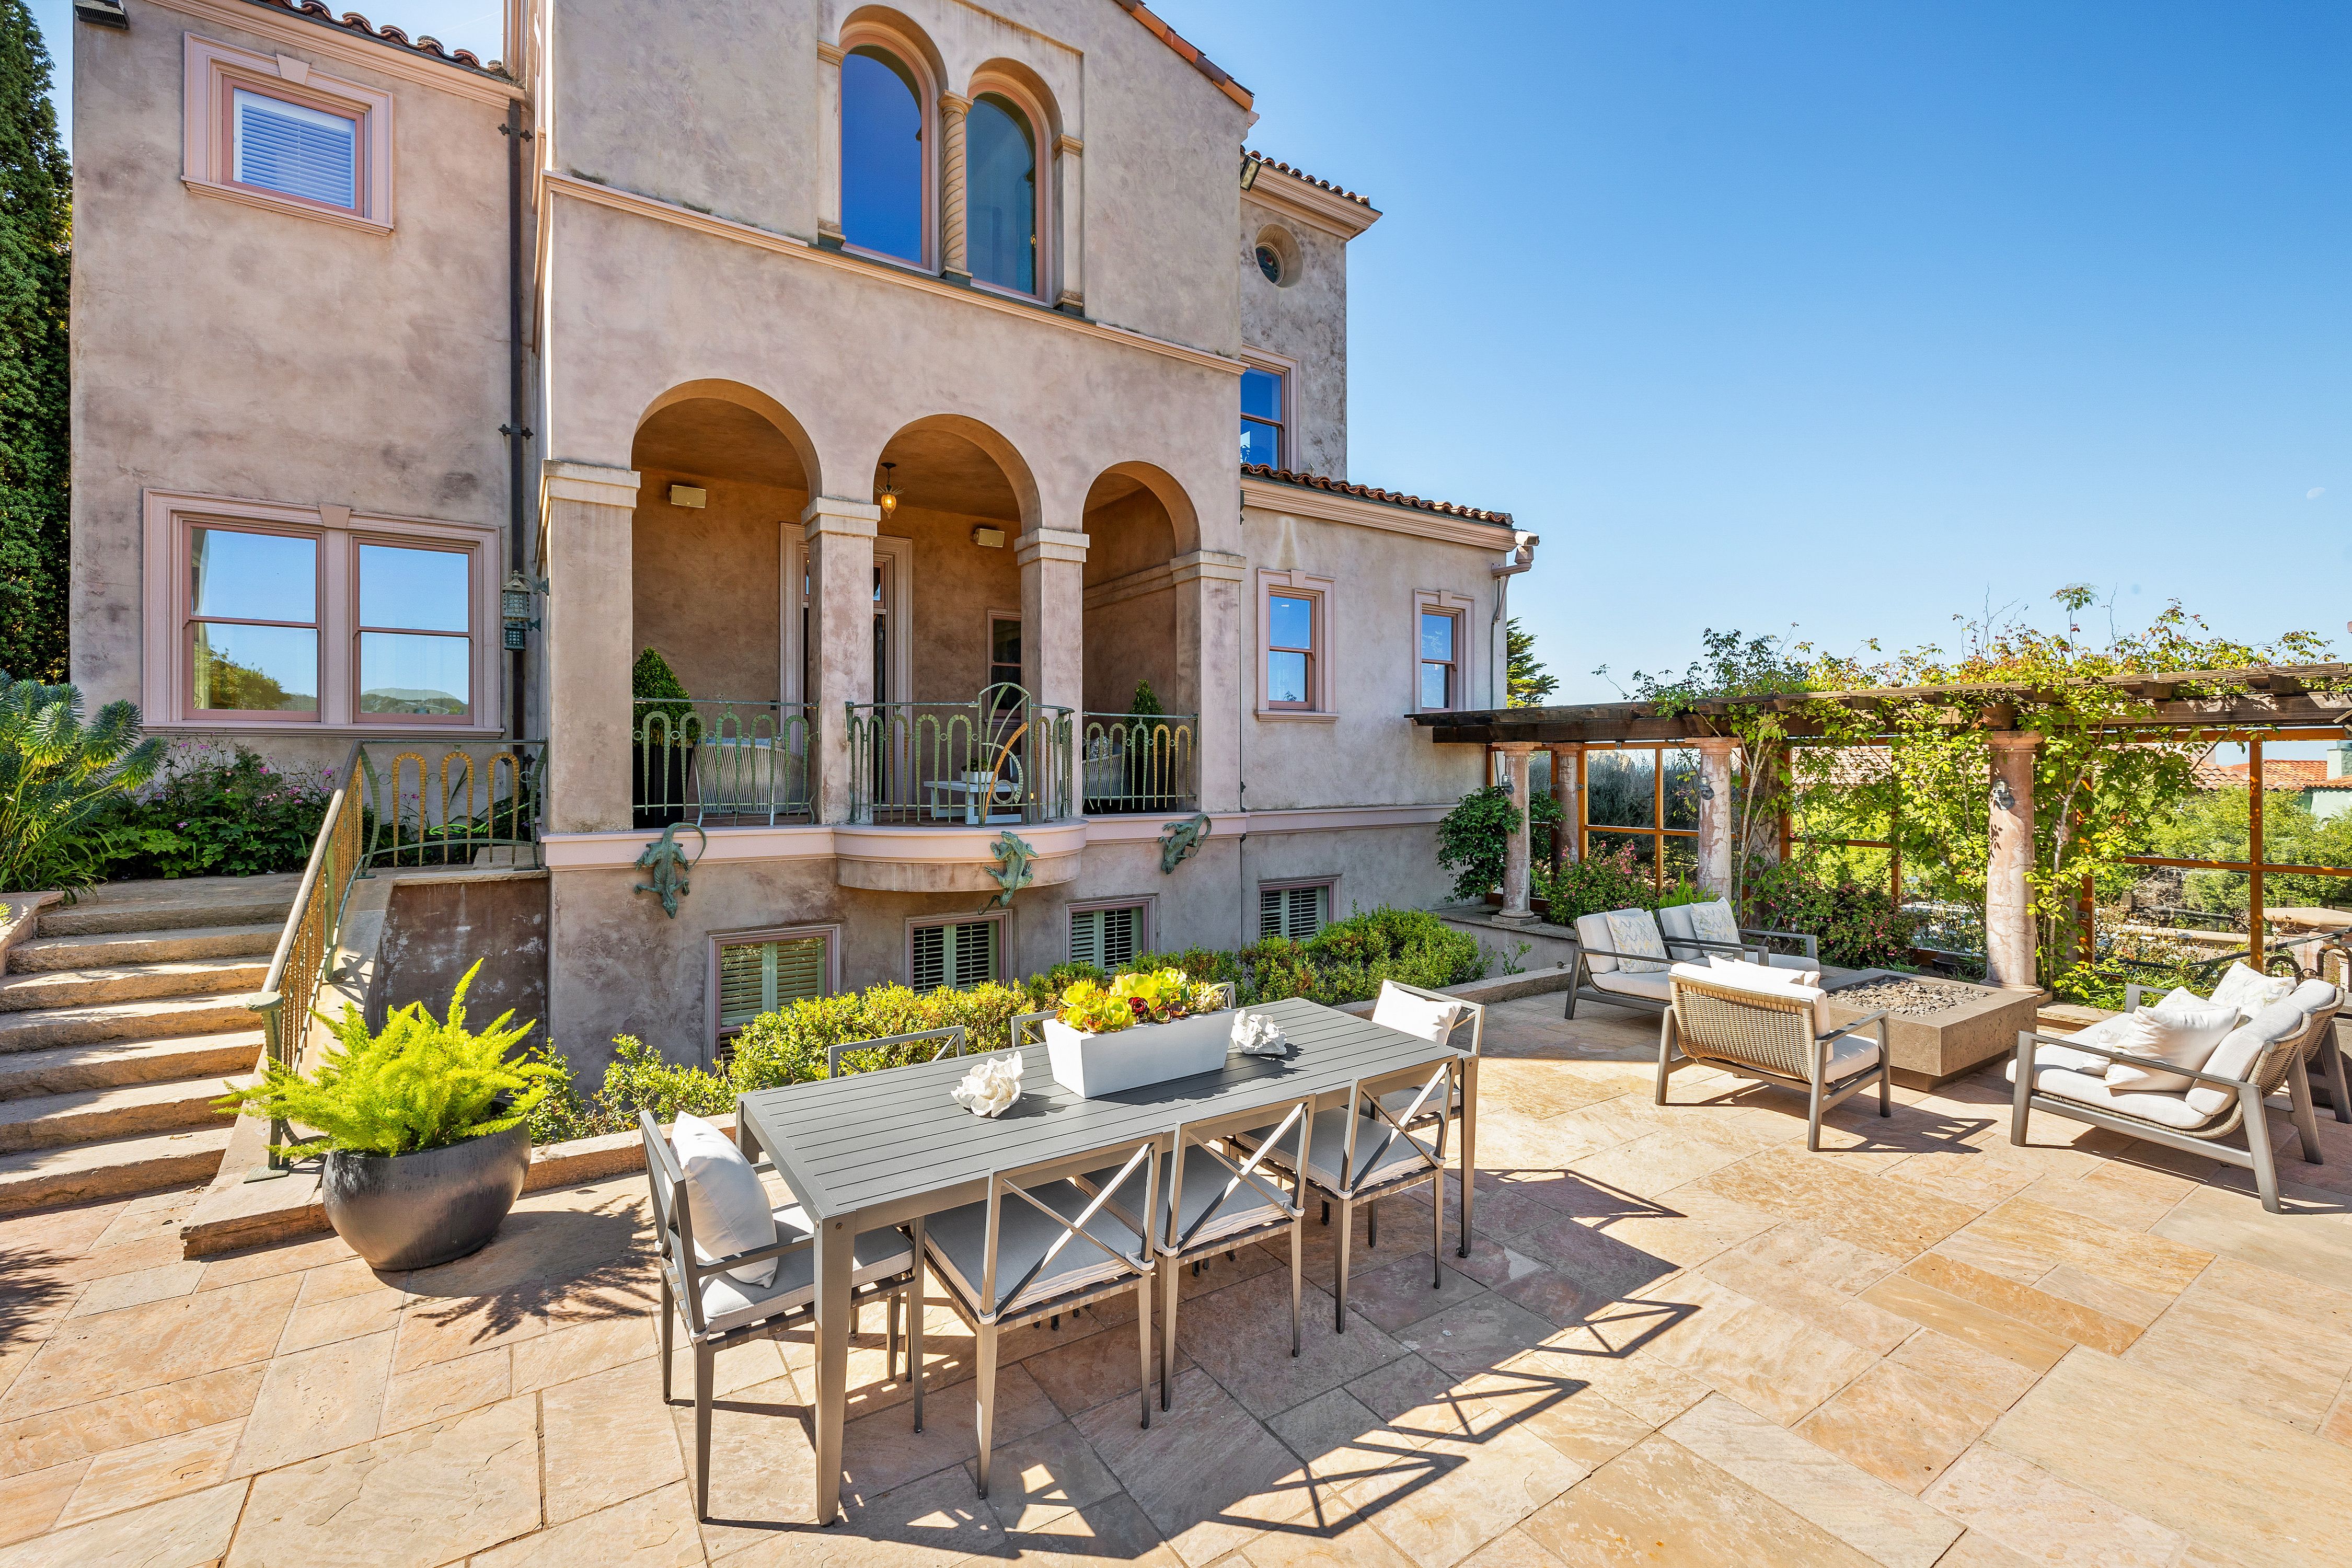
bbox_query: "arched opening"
[841,42,927,264]
[966,91,1037,294]
[1081,463,1196,812]
[869,417,1033,709]
[628,386,815,826]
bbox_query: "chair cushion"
[1705,955,1821,989]
[1820,1030,1883,1078]
[1573,914,1619,973]
[2012,1037,2117,1076]
[2014,1063,2218,1131]
[1669,962,1826,1040]
[1604,908,1670,974]
[1591,970,1673,1003]
[1373,981,1461,1046]
[1656,904,1704,962]
[2209,962,2295,1018]
[699,1210,913,1333]
[924,1179,1150,1317]
[672,1114,777,1287]
[2101,1001,2238,1093]
[2188,981,2344,1116]
[1080,1151,1290,1254]
[1247,1106,1441,1196]
[1763,953,1819,972]
[1689,900,1744,951]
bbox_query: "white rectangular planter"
[1044,1010,1235,1098]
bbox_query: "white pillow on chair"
[2208,962,2295,1019]
[1687,900,1744,951]
[1707,954,1821,989]
[1603,908,1670,974]
[2101,1002,2239,1093]
[672,1113,778,1287]
[1373,981,1461,1046]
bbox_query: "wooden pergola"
[1415,663,2352,985]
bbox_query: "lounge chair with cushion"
[2010,978,2343,1214]
[1656,960,1889,1150]
[2127,960,2352,1126]
[1656,898,1819,971]
[1565,907,1680,1019]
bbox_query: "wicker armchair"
[2010,979,2341,1214]
[1657,965,1889,1151]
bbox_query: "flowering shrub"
[1538,843,1661,923]
[1743,859,1918,969]
[101,740,334,880]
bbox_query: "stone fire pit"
[1816,968,2042,1088]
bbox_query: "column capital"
[1692,734,1742,757]
[817,39,845,64]
[801,497,881,538]
[1054,133,1083,157]
[1170,549,1247,586]
[1014,526,1089,566]
[939,90,972,114]
[1489,740,1540,755]
[541,460,640,510]
[1987,731,2044,752]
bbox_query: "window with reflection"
[1240,366,1284,468]
[188,526,318,715]
[1266,592,1316,709]
[358,543,471,718]
[1419,609,1459,710]
[841,46,925,263]
[967,93,1035,292]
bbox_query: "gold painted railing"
[1080,711,1198,813]
[633,700,811,828]
[846,685,1073,825]
[244,754,362,1175]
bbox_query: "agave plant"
[0,677,163,895]
[217,961,548,1158]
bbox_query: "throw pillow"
[1604,908,1669,974]
[672,1113,778,1287]
[1688,900,1744,952]
[1705,954,1821,988]
[2208,962,2295,1019]
[1373,981,1462,1046]
[2102,1001,2240,1093]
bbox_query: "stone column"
[816,42,845,246]
[1017,526,1088,818]
[540,463,639,835]
[1986,731,2042,988]
[1053,134,1084,312]
[1171,549,1247,814]
[1694,736,1741,901]
[1549,745,1581,870]
[939,93,971,282]
[803,498,879,822]
[1494,743,1539,921]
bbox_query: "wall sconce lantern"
[1239,153,1261,191]
[1991,776,2016,814]
[500,571,543,651]
[877,462,900,522]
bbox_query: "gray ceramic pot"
[322,1123,531,1272]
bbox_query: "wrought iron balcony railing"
[846,685,1073,825]
[633,699,813,828]
[1080,711,1199,814]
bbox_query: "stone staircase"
[0,875,299,1213]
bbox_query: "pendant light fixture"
[877,462,900,521]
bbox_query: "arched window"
[966,93,1036,294]
[841,45,924,264]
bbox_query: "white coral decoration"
[1231,1011,1288,1057]
[951,1052,1024,1118]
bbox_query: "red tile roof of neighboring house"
[1112,1,1252,110]
[2195,758,2352,790]
[238,0,506,74]
[1243,463,1515,526]
[1243,150,1375,209]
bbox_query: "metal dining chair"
[918,1133,1160,1498]
[1363,982,1484,1250]
[638,1110,921,1519]
[1075,1093,1314,1410]
[826,1023,967,1079]
[1237,1059,1456,1332]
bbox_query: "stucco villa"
[63,0,1538,1070]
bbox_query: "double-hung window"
[1260,882,1331,942]
[1266,593,1316,709]
[1240,366,1285,468]
[1420,609,1460,711]
[912,917,1002,990]
[715,932,832,1043]
[187,526,320,716]
[1068,903,1144,970]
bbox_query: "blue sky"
[35,1,2349,708]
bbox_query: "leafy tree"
[630,645,692,740]
[2151,786,2352,916]
[0,0,67,682]
[1434,782,1565,903]
[1505,618,1557,708]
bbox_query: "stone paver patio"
[7,994,2352,1567]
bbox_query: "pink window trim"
[1257,567,1336,716]
[141,490,501,733]
[1411,589,1476,714]
[181,516,327,724]
[183,34,396,233]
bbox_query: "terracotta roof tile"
[1243,149,1374,208]
[1243,463,1514,527]
[236,0,508,76]
[2196,758,2352,790]
[1110,1,1251,110]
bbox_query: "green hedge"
[526,907,1486,1143]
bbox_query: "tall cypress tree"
[0,0,66,682]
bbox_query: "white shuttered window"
[232,89,359,210]
[912,919,999,990]
[1069,905,1141,970]
[717,935,829,1036]
[1259,883,1329,942]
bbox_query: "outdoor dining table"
[733,993,1483,1525]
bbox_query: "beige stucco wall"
[68,4,514,732]
[630,473,794,705]
[1239,193,1351,478]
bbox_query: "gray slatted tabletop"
[732,995,1472,1525]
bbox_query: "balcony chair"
[2013,979,2343,1213]
[1235,1059,1455,1332]
[1077,1093,1314,1411]
[920,1134,1160,1497]
[1657,961,1889,1151]
[639,1110,920,1520]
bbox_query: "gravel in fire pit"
[1828,976,1987,1017]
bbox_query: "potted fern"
[217,962,549,1271]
